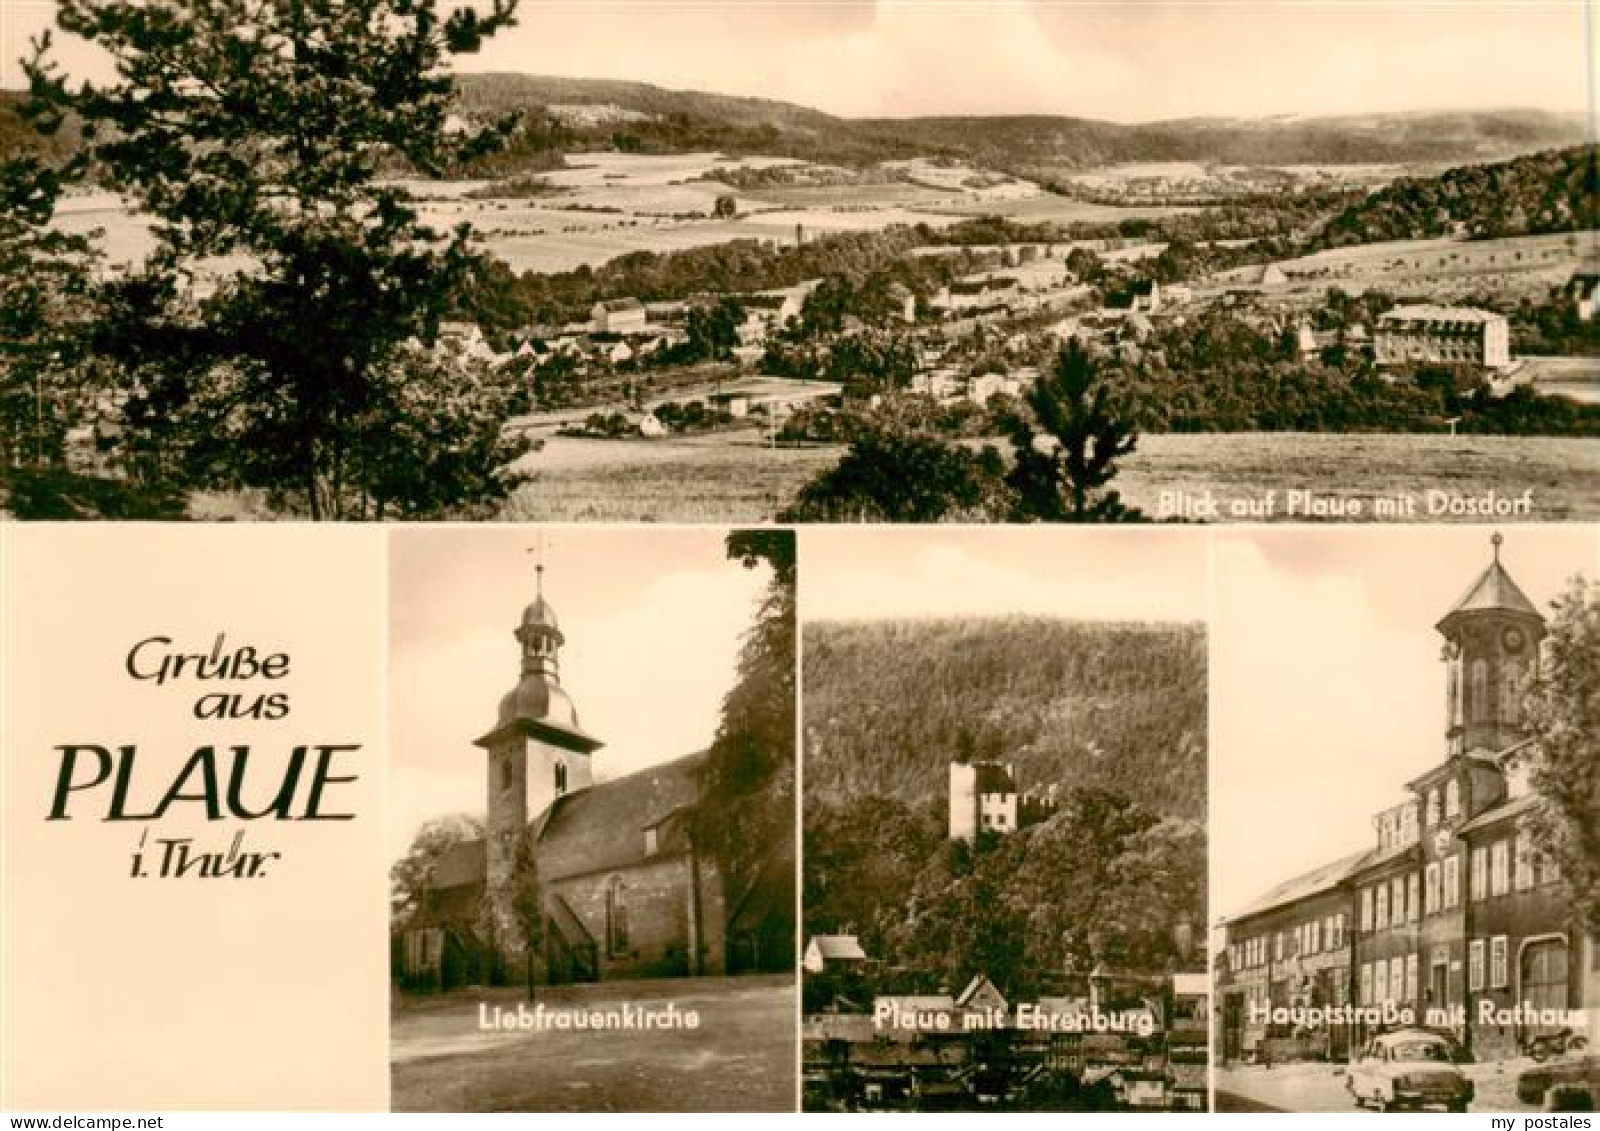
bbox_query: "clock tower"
[1435,534,1546,758]
[473,564,604,969]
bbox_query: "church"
[397,565,788,990]
[1216,536,1597,1064]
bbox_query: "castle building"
[1374,305,1511,371]
[398,567,789,990]
[948,760,1059,841]
[1217,537,1595,1064]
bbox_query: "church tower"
[1435,534,1545,758]
[473,564,603,967]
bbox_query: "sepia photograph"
[1211,524,1600,1112]
[799,527,1209,1110]
[0,1,1595,522]
[386,526,796,1111]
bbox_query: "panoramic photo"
[0,1,1595,521]
[1211,525,1600,1113]
[800,528,1210,1110]
[386,527,796,1111]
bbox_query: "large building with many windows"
[1217,538,1595,1064]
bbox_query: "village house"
[803,934,870,975]
[1216,537,1596,1065]
[590,297,649,334]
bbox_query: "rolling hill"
[802,616,1207,820]
[5,69,1589,173]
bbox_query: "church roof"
[533,751,707,882]
[1436,553,1542,632]
[1223,846,1374,923]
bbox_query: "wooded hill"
[5,70,1588,175]
[803,617,1207,821]
[455,76,1589,172]
[1313,144,1599,247]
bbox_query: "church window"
[1445,780,1461,819]
[500,756,513,792]
[1470,659,1488,723]
[1502,664,1522,724]
[605,877,629,956]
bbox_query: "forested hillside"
[1315,145,1598,247]
[860,109,1589,172]
[803,617,1206,820]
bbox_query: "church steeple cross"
[526,533,553,595]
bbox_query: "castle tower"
[1435,534,1545,758]
[473,564,603,965]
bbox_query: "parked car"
[1347,1029,1474,1112]
[1516,1055,1600,1109]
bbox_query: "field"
[391,974,796,1112]
[503,434,837,522]
[1211,230,1599,305]
[502,431,1600,523]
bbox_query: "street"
[1215,1060,1541,1113]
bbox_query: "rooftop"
[1379,304,1506,326]
[1224,846,1374,924]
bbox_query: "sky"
[3,0,1593,121]
[1211,524,1599,924]
[386,526,768,860]
[802,525,1209,623]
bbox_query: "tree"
[509,825,544,997]
[389,812,483,922]
[691,531,797,969]
[683,297,743,362]
[1003,341,1143,522]
[1523,576,1600,932]
[27,0,531,518]
[713,193,738,219]
[781,426,1007,522]
[0,151,98,472]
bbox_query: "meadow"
[501,431,1600,523]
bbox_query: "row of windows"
[1470,833,1560,900]
[1467,937,1512,992]
[1360,857,1462,931]
[1353,938,1519,1006]
[1228,914,1347,971]
[1357,953,1420,1006]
